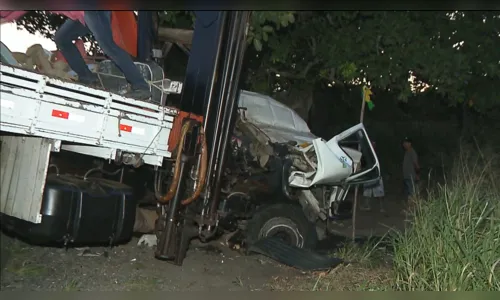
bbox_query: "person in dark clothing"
[54,11,151,101]
[402,136,420,201]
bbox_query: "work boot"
[124,87,152,101]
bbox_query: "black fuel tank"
[1,174,136,246]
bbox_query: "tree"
[243,11,500,112]
[13,11,500,119]
[15,11,65,38]
[158,11,500,119]
[16,11,103,55]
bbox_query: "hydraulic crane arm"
[154,10,251,265]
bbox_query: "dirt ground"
[0,194,407,291]
[0,234,303,291]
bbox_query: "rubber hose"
[181,126,208,205]
[156,121,193,203]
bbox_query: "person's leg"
[361,197,370,211]
[83,11,151,100]
[361,189,372,211]
[403,179,413,201]
[403,178,418,216]
[376,179,386,213]
[413,178,420,198]
[408,178,418,211]
[54,18,97,84]
[402,179,411,214]
[379,196,386,213]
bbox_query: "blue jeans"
[54,11,149,90]
[403,178,417,197]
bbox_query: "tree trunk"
[157,27,193,46]
[458,101,473,141]
[275,85,314,123]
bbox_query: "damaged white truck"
[227,91,380,248]
[0,11,380,266]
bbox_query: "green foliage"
[158,11,194,29]
[339,62,358,80]
[12,10,500,107]
[15,11,66,39]
[246,11,295,50]
[247,11,500,107]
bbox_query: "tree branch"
[157,27,193,45]
[327,68,346,87]
[376,35,383,55]
[326,14,334,26]
[308,37,317,56]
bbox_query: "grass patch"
[122,276,159,291]
[2,238,48,278]
[336,235,391,267]
[63,279,81,291]
[268,264,393,291]
[391,149,500,291]
[5,260,47,277]
[267,237,393,291]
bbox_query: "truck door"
[310,123,380,186]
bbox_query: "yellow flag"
[362,86,374,110]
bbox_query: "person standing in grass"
[402,136,420,206]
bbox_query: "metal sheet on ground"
[247,237,343,271]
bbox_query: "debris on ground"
[137,234,157,247]
[248,237,343,271]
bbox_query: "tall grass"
[391,148,500,291]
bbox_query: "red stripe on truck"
[119,124,132,132]
[51,109,69,119]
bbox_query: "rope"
[90,67,169,162]
[92,69,171,160]
[93,70,166,96]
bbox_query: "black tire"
[245,203,318,250]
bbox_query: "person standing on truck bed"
[0,11,151,101]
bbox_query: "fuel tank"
[1,174,136,246]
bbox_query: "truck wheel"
[246,203,318,249]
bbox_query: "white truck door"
[308,123,380,186]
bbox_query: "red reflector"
[120,124,132,132]
[51,109,69,119]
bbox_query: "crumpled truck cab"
[231,90,381,243]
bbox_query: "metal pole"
[351,91,366,242]
[155,154,189,260]
[210,11,251,218]
[202,12,228,132]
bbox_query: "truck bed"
[0,64,177,166]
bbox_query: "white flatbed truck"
[0,63,181,224]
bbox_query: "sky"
[1,23,56,52]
